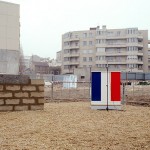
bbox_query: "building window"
[64,57,70,61]
[89,57,92,62]
[96,56,105,60]
[127,38,137,43]
[75,35,78,38]
[97,31,104,35]
[75,42,78,46]
[83,57,86,62]
[83,50,93,54]
[117,31,121,36]
[64,65,69,69]
[64,42,70,46]
[83,33,87,38]
[89,32,93,37]
[96,48,105,52]
[96,64,106,68]
[81,76,85,79]
[83,41,87,46]
[89,41,93,46]
[64,49,69,53]
[127,28,138,34]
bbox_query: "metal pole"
[51,75,53,100]
[106,64,109,111]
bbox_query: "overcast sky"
[4,0,150,59]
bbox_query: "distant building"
[29,55,61,75]
[56,51,62,65]
[31,61,50,74]
[19,56,31,72]
[0,1,20,74]
[61,26,149,75]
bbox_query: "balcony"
[95,60,107,64]
[106,51,127,56]
[137,34,143,39]
[64,45,80,50]
[106,43,126,48]
[105,35,126,40]
[70,61,79,65]
[63,52,79,57]
[107,60,127,64]
[63,37,80,42]
[63,61,79,65]
[126,60,143,64]
[127,42,143,47]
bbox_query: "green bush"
[138,81,150,85]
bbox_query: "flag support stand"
[106,63,109,111]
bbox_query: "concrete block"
[38,99,45,103]
[23,99,35,104]
[22,86,36,91]
[0,99,4,105]
[30,92,44,98]
[0,106,13,111]
[15,106,28,111]
[5,99,20,104]
[31,105,44,110]
[0,75,29,84]
[0,85,3,91]
[6,85,20,91]
[38,86,44,91]
[31,79,44,85]
[14,92,29,98]
[0,92,12,98]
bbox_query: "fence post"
[51,75,54,100]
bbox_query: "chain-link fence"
[123,81,150,106]
[45,80,150,106]
[45,81,91,102]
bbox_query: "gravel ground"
[0,102,150,150]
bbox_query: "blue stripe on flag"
[91,72,101,101]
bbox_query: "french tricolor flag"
[91,72,121,107]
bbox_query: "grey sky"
[4,0,150,59]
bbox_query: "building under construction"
[0,1,20,74]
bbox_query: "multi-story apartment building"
[0,1,20,74]
[61,26,149,74]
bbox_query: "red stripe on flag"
[111,72,121,101]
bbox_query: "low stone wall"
[0,75,44,111]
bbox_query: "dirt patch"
[0,102,150,150]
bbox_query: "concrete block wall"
[0,79,44,111]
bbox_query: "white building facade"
[61,26,149,74]
[0,1,20,74]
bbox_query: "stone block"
[0,106,13,111]
[14,92,29,98]
[30,92,44,98]
[31,79,44,85]
[38,99,45,103]
[0,75,29,84]
[15,106,28,111]
[0,99,4,105]
[6,85,20,91]
[38,86,44,91]
[6,99,20,104]
[22,86,36,91]
[23,99,35,104]
[31,105,44,110]
[0,85,3,91]
[0,92,12,98]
